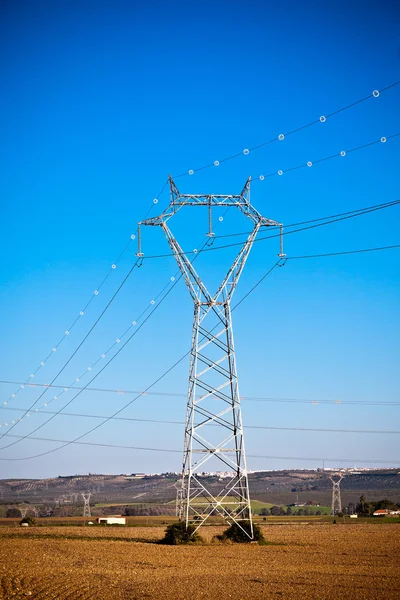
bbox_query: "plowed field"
[1,523,399,599]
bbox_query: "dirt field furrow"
[1,524,398,599]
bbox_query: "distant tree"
[315,510,321,516]
[286,506,293,516]
[374,499,397,511]
[347,502,356,515]
[6,508,21,518]
[270,506,281,516]
[297,508,304,516]
[259,508,269,516]
[356,495,370,515]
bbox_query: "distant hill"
[1,469,399,507]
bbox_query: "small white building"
[97,516,126,525]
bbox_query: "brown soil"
[0,523,399,599]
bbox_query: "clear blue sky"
[0,0,399,479]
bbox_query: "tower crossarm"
[168,177,281,228]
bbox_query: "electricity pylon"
[82,492,91,518]
[137,176,283,538]
[329,473,344,515]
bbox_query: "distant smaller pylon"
[329,473,344,515]
[82,492,91,518]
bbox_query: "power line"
[1,201,232,422]
[0,256,278,459]
[1,200,398,418]
[2,231,399,460]
[1,406,399,434]
[142,195,400,259]
[214,200,400,240]
[1,203,233,450]
[1,237,399,446]
[4,84,398,461]
[0,433,398,466]
[286,244,400,260]
[5,81,398,418]
[0,259,142,443]
[4,168,395,424]
[251,132,399,183]
[1,235,399,453]
[2,187,168,412]
[0,270,182,453]
[0,223,226,450]
[8,81,395,411]
[172,80,400,178]
[0,381,398,406]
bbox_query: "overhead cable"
[142,196,400,259]
[1,185,168,412]
[1,406,399,434]
[1,238,399,443]
[172,80,400,178]
[1,235,399,456]
[0,381,398,406]
[0,233,215,452]
[1,433,398,466]
[0,259,144,444]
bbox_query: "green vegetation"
[220,521,265,544]
[350,496,400,516]
[251,500,331,516]
[20,516,36,526]
[95,502,141,508]
[161,522,203,545]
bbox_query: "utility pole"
[137,176,283,538]
[329,473,344,515]
[82,492,91,518]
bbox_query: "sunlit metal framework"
[329,473,344,515]
[137,176,283,538]
[82,492,91,518]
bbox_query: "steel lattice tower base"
[137,177,283,538]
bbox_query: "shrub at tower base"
[19,516,36,526]
[161,522,203,545]
[220,521,265,543]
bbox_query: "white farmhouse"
[97,516,126,525]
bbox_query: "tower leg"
[178,301,253,538]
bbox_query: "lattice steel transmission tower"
[82,492,91,518]
[329,473,344,515]
[137,177,283,538]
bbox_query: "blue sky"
[0,0,399,479]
